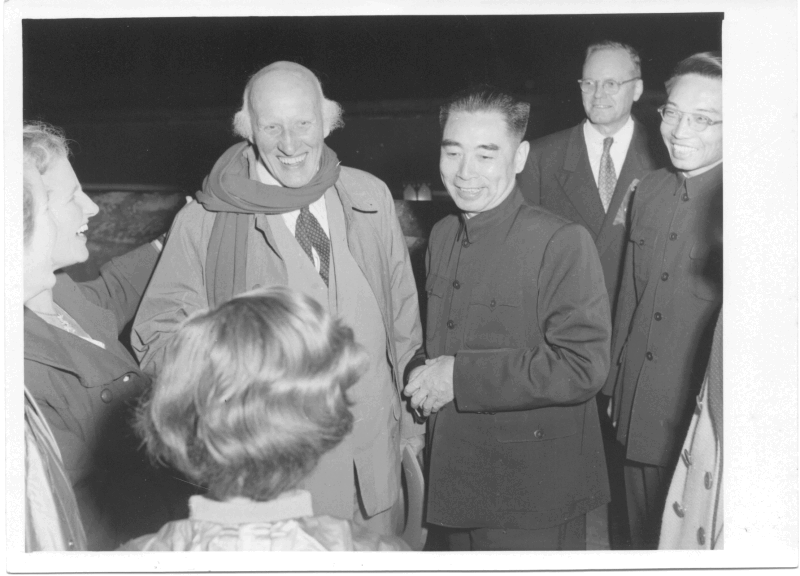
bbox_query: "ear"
[632,78,644,102]
[514,140,530,174]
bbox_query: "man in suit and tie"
[518,41,662,319]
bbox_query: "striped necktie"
[295,206,330,286]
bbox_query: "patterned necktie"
[599,137,617,212]
[295,206,330,286]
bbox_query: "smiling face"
[23,162,58,303]
[440,110,530,217]
[660,73,723,176]
[249,69,326,188]
[582,48,643,136]
[41,155,99,270]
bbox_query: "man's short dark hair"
[585,41,642,77]
[665,52,722,92]
[439,86,530,142]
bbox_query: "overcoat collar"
[24,275,141,387]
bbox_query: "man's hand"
[403,355,455,417]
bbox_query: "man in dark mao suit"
[404,87,611,551]
[605,52,723,549]
[518,41,664,319]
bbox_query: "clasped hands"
[403,355,455,418]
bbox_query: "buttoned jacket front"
[423,189,612,530]
[605,165,722,467]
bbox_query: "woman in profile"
[122,287,409,551]
[23,122,194,550]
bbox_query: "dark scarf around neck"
[196,141,341,307]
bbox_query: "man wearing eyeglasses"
[603,52,722,549]
[518,41,663,322]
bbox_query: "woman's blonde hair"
[136,286,367,501]
[22,122,69,245]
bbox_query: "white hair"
[232,65,344,141]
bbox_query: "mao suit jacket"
[424,189,612,530]
[518,120,662,317]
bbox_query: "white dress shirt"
[256,160,329,272]
[583,115,635,188]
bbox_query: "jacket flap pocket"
[470,283,523,308]
[494,405,580,443]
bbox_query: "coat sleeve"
[381,188,425,440]
[76,242,160,335]
[452,223,612,412]
[131,202,212,378]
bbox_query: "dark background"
[23,14,723,197]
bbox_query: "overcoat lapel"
[557,124,606,237]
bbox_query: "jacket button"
[462,239,470,248]
[100,389,113,403]
[490,299,496,308]
[646,352,654,361]
[654,312,662,321]
[682,448,692,467]
[638,238,645,246]
[670,232,678,240]
[661,272,669,281]
[682,192,690,201]
[68,539,75,549]
[453,280,460,289]
[704,472,713,490]
[123,374,131,383]
[672,501,685,518]
[447,320,455,329]
[697,527,706,545]
[533,429,544,440]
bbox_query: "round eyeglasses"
[658,106,722,132]
[577,77,640,95]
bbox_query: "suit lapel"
[595,123,650,256]
[556,124,606,237]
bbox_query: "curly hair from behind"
[136,286,367,502]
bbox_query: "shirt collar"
[188,489,314,525]
[461,185,524,242]
[683,162,723,199]
[583,115,635,146]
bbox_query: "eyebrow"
[665,101,721,115]
[440,139,500,151]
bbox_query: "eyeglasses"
[658,106,722,132]
[577,77,640,95]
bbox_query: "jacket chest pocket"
[463,284,524,350]
[631,225,659,284]
[688,242,722,301]
[425,273,451,342]
[494,405,581,443]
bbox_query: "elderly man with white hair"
[133,61,424,536]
